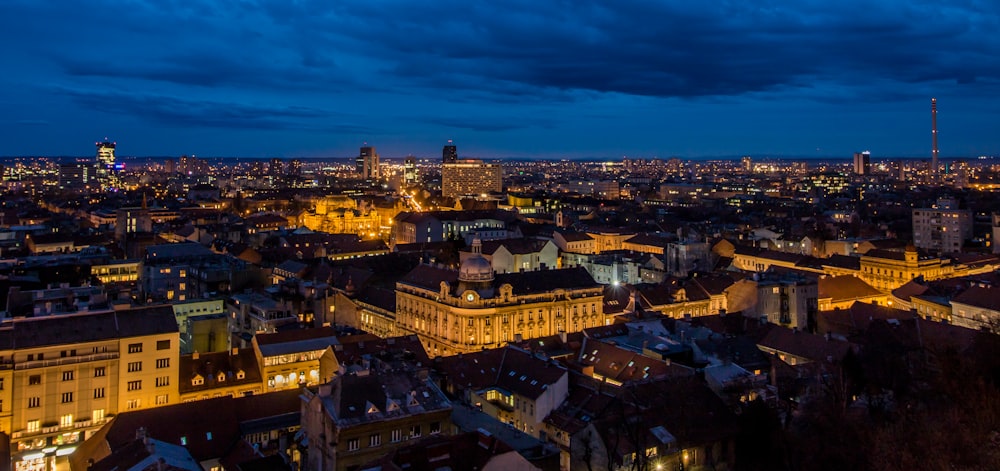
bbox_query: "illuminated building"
[300,195,401,238]
[4,306,179,470]
[95,139,117,188]
[392,210,514,245]
[58,162,96,192]
[393,239,608,356]
[90,260,139,284]
[441,159,502,198]
[912,197,972,254]
[178,348,263,402]
[358,146,379,180]
[252,327,339,393]
[288,158,302,176]
[860,245,953,291]
[442,140,458,163]
[270,157,284,176]
[853,151,870,175]
[403,155,417,184]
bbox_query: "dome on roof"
[459,254,494,283]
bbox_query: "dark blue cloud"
[0,0,997,157]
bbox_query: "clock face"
[466,293,475,302]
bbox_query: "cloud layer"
[0,0,997,157]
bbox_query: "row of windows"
[28,386,108,408]
[345,423,442,451]
[25,360,170,386]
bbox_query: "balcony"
[16,352,119,370]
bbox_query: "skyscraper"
[96,139,117,189]
[853,151,871,175]
[359,146,379,180]
[442,140,458,163]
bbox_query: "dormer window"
[407,392,420,407]
[192,375,204,386]
[217,372,226,382]
[236,370,245,380]
[366,401,380,415]
[386,398,401,413]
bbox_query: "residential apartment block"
[2,306,179,470]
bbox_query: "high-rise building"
[288,159,302,176]
[269,158,284,176]
[58,161,97,192]
[96,139,117,189]
[250,160,265,178]
[741,156,752,173]
[358,146,379,179]
[953,160,969,189]
[403,156,418,185]
[441,159,502,198]
[178,155,209,176]
[442,140,458,163]
[912,197,972,254]
[853,151,871,175]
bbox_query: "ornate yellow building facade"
[300,196,403,238]
[859,246,953,291]
[392,241,609,357]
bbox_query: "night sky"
[1,1,998,160]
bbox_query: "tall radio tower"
[931,98,940,182]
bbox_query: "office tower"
[912,197,972,254]
[96,139,115,169]
[96,139,117,189]
[741,156,752,173]
[443,140,458,163]
[403,155,418,184]
[359,146,379,179]
[58,161,97,191]
[270,157,284,176]
[853,151,871,175]
[441,159,502,198]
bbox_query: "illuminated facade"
[4,306,179,471]
[441,160,502,198]
[95,140,118,190]
[393,240,608,357]
[859,246,953,292]
[403,156,418,184]
[299,196,403,238]
[912,198,973,254]
[252,327,339,392]
[357,146,379,180]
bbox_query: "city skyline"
[1,1,999,159]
